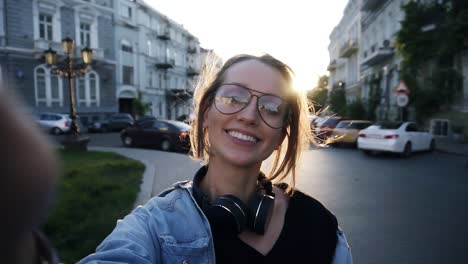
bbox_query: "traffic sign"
[394,80,410,94]
[396,93,409,107]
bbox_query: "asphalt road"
[65,133,468,263]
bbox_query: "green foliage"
[395,0,466,121]
[43,150,145,263]
[133,91,151,117]
[307,75,329,113]
[366,73,382,121]
[347,99,367,120]
[329,87,347,116]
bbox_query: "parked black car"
[88,113,134,133]
[120,119,191,152]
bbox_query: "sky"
[146,0,349,91]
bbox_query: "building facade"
[359,0,408,121]
[327,0,362,102]
[112,0,203,121]
[0,0,117,125]
[1,0,208,124]
[329,0,468,122]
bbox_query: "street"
[73,133,468,263]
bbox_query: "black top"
[209,186,338,264]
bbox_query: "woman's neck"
[202,159,261,203]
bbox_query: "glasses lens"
[258,95,290,128]
[214,84,290,128]
[215,84,251,114]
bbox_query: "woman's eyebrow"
[222,82,283,98]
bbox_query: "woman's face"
[203,59,288,168]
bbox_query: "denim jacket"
[78,181,353,264]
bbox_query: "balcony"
[187,46,197,54]
[327,60,337,71]
[361,0,386,11]
[157,30,171,41]
[186,67,199,77]
[155,58,174,69]
[34,39,63,54]
[361,47,394,67]
[167,89,193,101]
[339,39,358,58]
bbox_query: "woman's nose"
[236,96,260,126]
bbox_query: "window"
[39,13,53,40]
[34,66,63,107]
[121,43,133,53]
[159,74,163,88]
[121,5,132,18]
[123,66,134,85]
[76,71,100,107]
[147,70,153,87]
[80,22,91,47]
[147,40,152,56]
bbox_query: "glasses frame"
[213,83,291,129]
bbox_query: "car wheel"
[101,125,108,133]
[122,134,134,147]
[51,127,62,135]
[161,139,171,151]
[400,142,412,158]
[363,150,372,156]
[429,139,436,152]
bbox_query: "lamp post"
[44,36,92,150]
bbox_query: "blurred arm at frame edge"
[0,86,60,264]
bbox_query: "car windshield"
[322,117,343,126]
[336,121,351,128]
[376,122,403,129]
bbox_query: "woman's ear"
[202,104,211,128]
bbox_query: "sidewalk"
[434,137,468,157]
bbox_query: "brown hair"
[189,54,313,193]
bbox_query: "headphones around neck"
[192,166,275,235]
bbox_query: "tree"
[133,91,151,117]
[307,75,329,113]
[329,87,347,116]
[395,0,465,121]
[347,99,367,120]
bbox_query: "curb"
[435,148,468,157]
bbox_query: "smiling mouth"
[226,130,259,143]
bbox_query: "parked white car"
[36,112,71,135]
[357,121,435,158]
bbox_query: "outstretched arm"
[0,88,60,263]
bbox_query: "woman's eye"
[260,104,280,115]
[226,96,247,105]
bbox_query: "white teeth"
[228,131,257,143]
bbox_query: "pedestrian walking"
[79,54,353,263]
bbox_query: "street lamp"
[44,36,93,150]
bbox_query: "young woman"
[79,54,353,263]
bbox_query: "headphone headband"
[192,166,275,235]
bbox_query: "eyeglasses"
[214,83,290,129]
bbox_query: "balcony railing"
[186,67,199,77]
[361,47,394,67]
[155,58,175,69]
[34,39,63,54]
[327,60,337,71]
[157,29,171,41]
[187,46,197,54]
[339,39,358,58]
